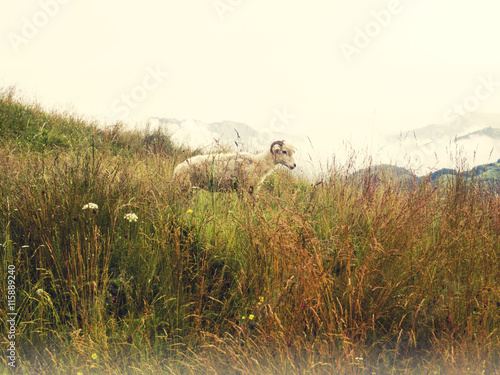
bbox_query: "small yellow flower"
[77,372,83,375]
[259,296,264,302]
[91,353,98,360]
[186,209,193,214]
[241,316,246,320]
[249,314,255,320]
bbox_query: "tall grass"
[1,89,500,374]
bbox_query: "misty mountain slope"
[391,113,500,141]
[151,117,273,151]
[383,113,500,174]
[457,127,500,141]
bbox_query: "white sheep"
[172,140,297,193]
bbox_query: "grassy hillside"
[1,88,500,374]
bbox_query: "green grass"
[1,88,500,374]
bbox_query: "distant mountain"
[385,113,500,175]
[390,113,500,142]
[352,160,500,192]
[350,164,417,190]
[150,117,289,151]
[424,159,500,182]
[352,164,415,179]
[149,117,260,151]
[353,113,500,184]
[457,127,500,141]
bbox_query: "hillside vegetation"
[1,88,500,374]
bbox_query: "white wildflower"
[124,213,138,223]
[82,203,98,210]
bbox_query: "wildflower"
[248,314,255,320]
[124,213,138,223]
[186,209,193,214]
[91,353,98,360]
[82,203,98,210]
[36,289,44,296]
[259,296,264,303]
[241,316,246,320]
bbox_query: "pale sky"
[2,0,500,171]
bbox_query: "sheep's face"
[271,141,296,170]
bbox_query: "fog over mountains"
[151,113,500,178]
[384,113,500,174]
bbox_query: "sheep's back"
[174,152,256,191]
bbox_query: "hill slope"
[2,90,500,374]
[0,88,183,158]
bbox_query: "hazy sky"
[2,0,500,169]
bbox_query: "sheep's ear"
[270,141,284,154]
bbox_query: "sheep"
[172,140,296,194]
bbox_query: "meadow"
[1,87,500,374]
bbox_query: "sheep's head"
[270,140,296,170]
